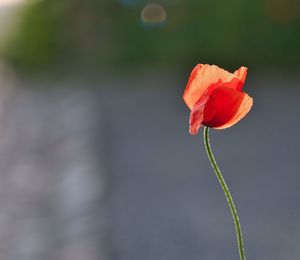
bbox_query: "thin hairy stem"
[203,126,246,260]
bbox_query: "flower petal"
[213,93,253,129]
[188,80,222,134]
[202,87,253,129]
[183,64,239,110]
[188,98,206,135]
[233,66,248,91]
[183,64,235,109]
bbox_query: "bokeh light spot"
[141,4,167,25]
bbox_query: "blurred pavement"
[104,72,300,260]
[0,72,299,260]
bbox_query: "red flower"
[183,64,253,135]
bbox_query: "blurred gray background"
[0,1,300,259]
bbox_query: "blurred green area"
[2,0,300,73]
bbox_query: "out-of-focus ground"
[103,73,300,260]
[0,72,299,260]
[0,1,300,260]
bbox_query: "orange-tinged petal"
[201,87,252,129]
[233,66,248,91]
[188,80,223,134]
[188,96,207,135]
[183,64,246,110]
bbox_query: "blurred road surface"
[0,72,299,260]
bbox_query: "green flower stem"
[203,126,246,260]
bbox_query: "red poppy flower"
[183,64,253,135]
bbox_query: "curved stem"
[203,126,246,260]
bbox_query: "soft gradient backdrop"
[0,1,299,259]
